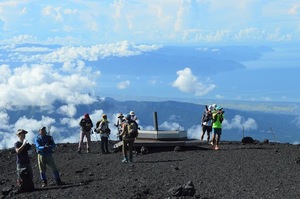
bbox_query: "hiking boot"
[42,182,47,187]
[56,181,65,186]
[77,149,81,154]
[87,148,90,153]
[215,146,219,150]
[122,157,128,163]
[128,158,133,163]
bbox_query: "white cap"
[130,111,135,115]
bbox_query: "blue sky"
[0,0,300,148]
[1,0,300,106]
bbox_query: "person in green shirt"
[212,106,224,150]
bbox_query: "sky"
[0,0,300,148]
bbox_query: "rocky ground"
[1,140,300,199]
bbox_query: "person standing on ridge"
[78,113,93,153]
[200,105,213,143]
[114,113,124,141]
[212,106,224,150]
[14,129,34,193]
[129,111,138,122]
[120,114,138,163]
[95,114,111,154]
[35,127,64,187]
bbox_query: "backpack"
[17,168,34,193]
[203,111,212,122]
[127,121,138,138]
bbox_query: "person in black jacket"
[14,129,34,192]
[78,113,93,153]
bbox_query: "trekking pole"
[269,127,277,142]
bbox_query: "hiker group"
[77,111,139,161]
[200,104,224,150]
[14,127,64,194]
[14,110,139,194]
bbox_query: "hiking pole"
[269,127,277,142]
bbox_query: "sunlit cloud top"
[0,0,299,45]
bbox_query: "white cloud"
[0,63,97,109]
[159,121,183,131]
[223,115,257,131]
[117,80,130,89]
[58,104,77,117]
[172,67,216,96]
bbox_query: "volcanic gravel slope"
[1,141,300,199]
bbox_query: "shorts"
[213,128,222,136]
[202,125,212,134]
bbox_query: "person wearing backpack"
[35,127,64,187]
[14,129,35,193]
[78,113,93,153]
[95,114,111,154]
[212,106,224,150]
[200,105,213,143]
[120,114,138,163]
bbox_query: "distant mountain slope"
[3,97,300,149]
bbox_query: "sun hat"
[16,129,28,135]
[102,114,107,118]
[208,105,213,111]
[129,111,135,115]
[117,113,123,118]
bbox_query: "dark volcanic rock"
[1,141,300,198]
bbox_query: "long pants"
[78,130,91,150]
[37,154,60,183]
[17,163,33,180]
[100,136,109,153]
[122,139,134,160]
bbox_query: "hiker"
[209,104,218,145]
[95,114,111,154]
[114,113,124,141]
[78,113,93,153]
[120,114,138,163]
[212,106,224,150]
[35,127,64,187]
[14,129,34,193]
[129,111,138,121]
[200,105,213,143]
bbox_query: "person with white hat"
[14,129,34,192]
[200,105,213,143]
[114,113,124,141]
[129,111,137,122]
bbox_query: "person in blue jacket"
[35,126,63,187]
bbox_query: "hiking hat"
[216,106,223,110]
[39,126,46,131]
[16,129,28,135]
[117,113,123,118]
[102,114,107,118]
[129,111,135,115]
